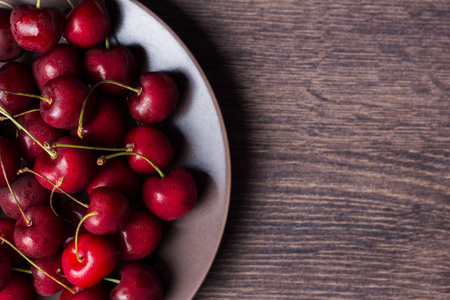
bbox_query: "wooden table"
[141,0,450,298]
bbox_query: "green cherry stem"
[75,212,98,262]
[44,141,133,153]
[0,236,76,294]
[49,176,65,217]
[97,152,165,178]
[36,0,40,9]
[0,1,13,9]
[103,277,120,284]
[12,267,33,274]
[78,80,141,138]
[66,0,74,8]
[0,106,56,158]
[0,152,32,226]
[0,108,40,121]
[17,168,89,209]
[0,88,52,104]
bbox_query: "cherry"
[84,46,137,96]
[0,173,51,220]
[31,251,71,296]
[0,136,20,188]
[128,72,179,124]
[86,158,140,203]
[143,168,198,221]
[10,3,64,53]
[33,43,83,91]
[14,204,64,258]
[0,273,33,300]
[15,110,67,163]
[60,284,109,300]
[84,187,130,235]
[112,209,162,260]
[64,0,110,49]
[0,8,24,62]
[0,250,12,291]
[110,261,163,300]
[0,218,23,265]
[34,135,98,194]
[62,233,119,288]
[60,200,88,248]
[70,97,126,148]
[0,61,35,115]
[123,125,174,175]
[40,75,96,129]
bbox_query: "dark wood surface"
[141,0,450,299]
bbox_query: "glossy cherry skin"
[0,61,35,115]
[60,284,109,300]
[0,136,20,189]
[86,158,140,203]
[10,4,64,53]
[33,43,83,91]
[0,9,24,62]
[124,125,174,175]
[60,200,88,248]
[62,233,119,288]
[0,218,23,265]
[0,173,51,220]
[84,187,130,236]
[84,46,137,95]
[40,75,96,129]
[110,262,163,300]
[34,136,98,194]
[112,209,161,260]
[0,273,33,300]
[143,168,198,221]
[31,251,71,296]
[14,204,64,258]
[64,0,110,49]
[128,72,179,124]
[70,97,126,148]
[0,250,12,291]
[15,110,67,163]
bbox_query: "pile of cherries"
[0,0,199,299]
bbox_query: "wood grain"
[142,0,450,298]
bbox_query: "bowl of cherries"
[0,0,231,299]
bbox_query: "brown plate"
[9,0,231,299]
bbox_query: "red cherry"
[128,72,179,124]
[0,250,12,291]
[62,233,119,288]
[0,273,33,300]
[84,46,137,96]
[0,218,23,265]
[33,43,83,91]
[123,125,174,175]
[0,136,20,189]
[34,136,98,194]
[64,0,110,49]
[0,8,24,62]
[0,62,35,115]
[60,284,109,300]
[110,261,163,300]
[112,209,162,260]
[10,4,64,53]
[31,251,71,296]
[143,168,198,221]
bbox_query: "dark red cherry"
[33,43,83,91]
[10,4,64,53]
[0,61,35,115]
[60,200,88,248]
[31,251,71,296]
[0,173,51,220]
[0,218,23,265]
[0,273,33,300]
[0,8,24,62]
[0,136,20,189]
[60,284,109,300]
[64,0,110,49]
[62,233,119,288]
[123,125,174,175]
[34,136,98,194]
[112,209,161,260]
[0,250,12,291]
[110,262,163,300]
[40,75,96,129]
[128,72,179,124]
[143,168,198,221]
[14,204,64,258]
[84,187,130,236]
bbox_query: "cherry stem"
[105,36,110,50]
[0,108,40,121]
[78,80,141,138]
[0,236,76,295]
[18,168,89,209]
[0,152,32,226]
[75,212,98,262]
[97,152,165,178]
[49,176,65,217]
[45,142,133,153]
[12,267,32,275]
[0,88,51,104]
[103,277,120,284]
[0,106,57,158]
[36,0,40,9]
[66,0,74,8]
[0,1,13,9]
